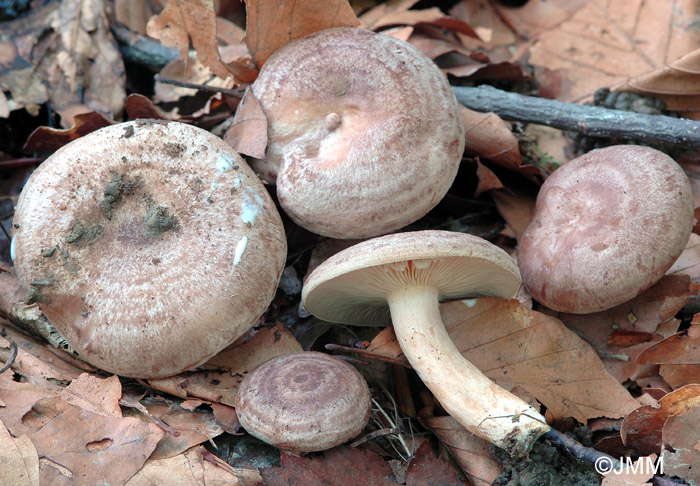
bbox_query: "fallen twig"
[0,330,18,374]
[452,85,700,149]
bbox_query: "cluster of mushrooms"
[10,27,694,457]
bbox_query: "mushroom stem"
[387,284,550,455]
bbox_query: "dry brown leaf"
[659,364,700,389]
[223,87,268,159]
[490,187,537,242]
[559,274,697,384]
[0,390,164,485]
[423,416,502,486]
[637,330,700,365]
[134,401,223,460]
[360,0,478,38]
[210,402,240,434]
[0,418,39,486]
[244,0,360,68]
[620,384,700,456]
[661,406,700,484]
[115,0,152,34]
[669,232,700,280]
[622,47,700,116]
[449,0,516,53]
[0,0,125,118]
[443,298,639,422]
[473,160,503,198]
[522,0,700,102]
[260,447,399,486]
[600,455,655,486]
[22,111,115,153]
[0,324,86,387]
[364,326,409,367]
[405,440,462,486]
[146,0,230,80]
[461,107,523,170]
[124,93,171,120]
[205,323,303,371]
[125,445,255,486]
[59,373,122,417]
[495,0,587,40]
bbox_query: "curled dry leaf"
[622,48,700,116]
[620,384,700,456]
[461,107,524,170]
[22,112,114,153]
[224,88,268,159]
[244,0,360,68]
[423,416,502,486]
[473,160,503,198]
[661,406,700,484]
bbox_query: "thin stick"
[0,331,18,374]
[452,85,700,149]
[154,75,244,98]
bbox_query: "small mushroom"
[518,145,694,314]
[12,120,287,378]
[236,351,371,453]
[302,230,550,455]
[249,27,465,239]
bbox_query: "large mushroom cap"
[302,230,521,326]
[518,145,694,314]
[251,27,465,239]
[236,351,371,453]
[12,120,287,378]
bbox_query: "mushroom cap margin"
[302,230,522,326]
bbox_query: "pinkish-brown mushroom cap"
[302,230,521,326]
[250,27,466,239]
[236,351,371,453]
[518,145,694,314]
[12,120,287,378]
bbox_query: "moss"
[65,222,102,245]
[99,173,140,219]
[493,428,601,486]
[144,202,177,238]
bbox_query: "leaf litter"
[2,0,700,484]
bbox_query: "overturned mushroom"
[236,351,371,453]
[249,27,465,238]
[12,120,287,378]
[302,230,550,455]
[518,145,694,314]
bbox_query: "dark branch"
[452,85,700,150]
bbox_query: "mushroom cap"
[302,230,521,326]
[250,27,465,239]
[518,145,694,314]
[12,120,287,378]
[236,351,371,453]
